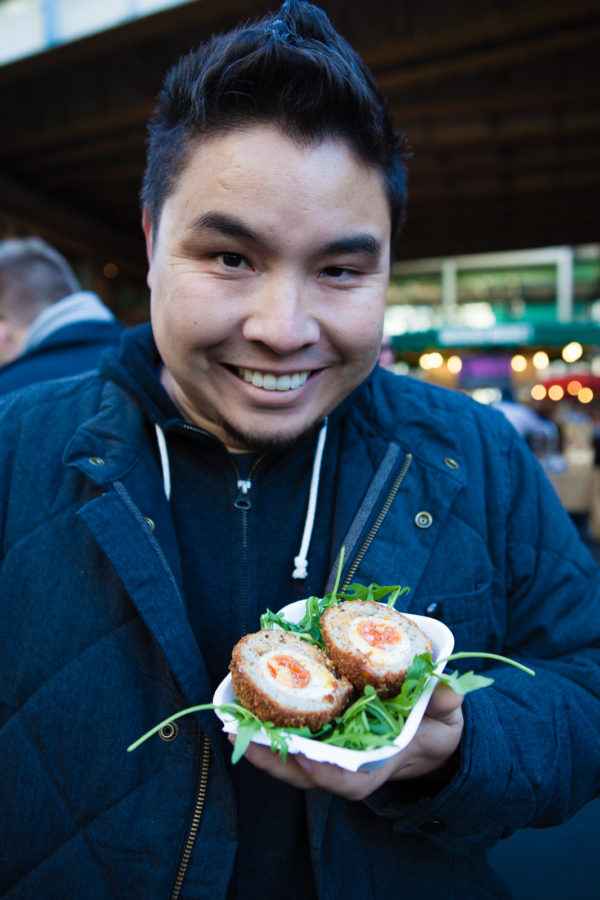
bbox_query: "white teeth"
[238,368,309,392]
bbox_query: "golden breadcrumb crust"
[321,601,433,698]
[229,630,354,732]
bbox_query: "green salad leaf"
[260,547,411,649]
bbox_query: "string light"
[531,384,547,400]
[562,341,583,363]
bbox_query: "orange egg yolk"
[357,620,401,648]
[267,654,311,689]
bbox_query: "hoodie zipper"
[232,459,263,636]
[341,452,413,590]
[170,734,211,900]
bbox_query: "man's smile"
[235,366,311,392]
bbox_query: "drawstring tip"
[292,556,308,579]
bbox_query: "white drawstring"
[155,424,171,501]
[154,418,328,581]
[292,418,328,580]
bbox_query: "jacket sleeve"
[366,427,600,854]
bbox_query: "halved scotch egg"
[321,600,433,697]
[229,630,354,731]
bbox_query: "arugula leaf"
[438,669,495,694]
[231,719,261,764]
[260,550,411,648]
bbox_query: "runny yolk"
[357,619,401,649]
[267,654,311,689]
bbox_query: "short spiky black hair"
[141,0,408,240]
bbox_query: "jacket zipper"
[233,459,263,636]
[170,734,211,900]
[179,422,259,637]
[342,452,413,589]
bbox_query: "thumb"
[426,682,464,721]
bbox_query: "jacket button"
[444,457,459,470]
[415,511,433,529]
[420,819,445,834]
[159,722,179,742]
[88,456,105,466]
[144,517,156,532]
[425,602,442,619]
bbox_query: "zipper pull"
[234,479,252,510]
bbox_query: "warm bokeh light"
[532,351,549,370]
[531,384,547,400]
[511,354,527,373]
[562,341,583,363]
[567,380,583,396]
[548,384,564,401]
[419,352,444,370]
[103,262,119,279]
[447,355,463,374]
[472,387,502,405]
[578,387,594,404]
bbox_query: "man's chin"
[221,415,324,454]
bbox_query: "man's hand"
[231,683,464,801]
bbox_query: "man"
[1,2,599,898]
[0,236,122,393]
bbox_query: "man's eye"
[216,252,246,269]
[321,266,349,278]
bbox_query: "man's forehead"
[158,123,389,218]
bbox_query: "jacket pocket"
[412,580,502,658]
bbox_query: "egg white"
[260,650,337,700]
[348,615,429,670]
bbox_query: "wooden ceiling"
[0,0,599,286]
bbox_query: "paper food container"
[213,600,454,772]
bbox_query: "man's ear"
[141,207,153,290]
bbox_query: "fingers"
[295,752,404,801]
[229,734,395,799]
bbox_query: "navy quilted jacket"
[1,326,600,899]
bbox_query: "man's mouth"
[236,367,310,392]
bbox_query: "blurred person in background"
[0,236,123,393]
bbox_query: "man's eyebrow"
[319,235,382,258]
[188,213,261,243]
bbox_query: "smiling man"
[2,2,600,899]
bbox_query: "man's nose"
[241,274,320,352]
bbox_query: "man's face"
[143,124,391,452]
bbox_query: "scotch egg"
[321,601,433,697]
[229,630,354,731]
